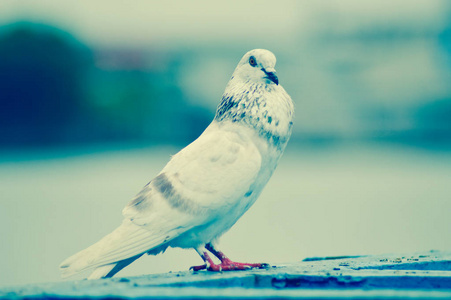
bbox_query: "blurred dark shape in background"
[0,22,91,146]
[0,22,211,148]
[414,98,451,144]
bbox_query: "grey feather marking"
[153,173,206,215]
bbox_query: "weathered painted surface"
[2,251,451,299]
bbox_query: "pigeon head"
[233,49,279,85]
[216,49,293,141]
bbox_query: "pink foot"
[190,256,268,272]
[191,246,269,272]
[208,259,268,271]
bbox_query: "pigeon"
[59,49,294,279]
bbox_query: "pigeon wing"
[60,122,263,278]
[123,121,262,235]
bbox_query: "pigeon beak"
[262,68,279,85]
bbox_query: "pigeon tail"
[86,254,142,280]
[59,219,167,279]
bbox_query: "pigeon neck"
[214,78,293,148]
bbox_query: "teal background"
[0,0,450,288]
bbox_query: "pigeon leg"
[205,243,269,271]
[190,243,269,272]
[190,244,269,271]
[190,248,214,271]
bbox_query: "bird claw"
[190,262,268,272]
[190,264,207,271]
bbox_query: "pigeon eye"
[249,56,257,67]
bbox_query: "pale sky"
[0,0,448,48]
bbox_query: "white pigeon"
[59,49,294,279]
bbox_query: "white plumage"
[60,49,294,279]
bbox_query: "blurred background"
[1,0,450,288]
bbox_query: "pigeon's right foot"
[190,254,267,272]
[192,243,269,272]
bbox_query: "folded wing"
[61,122,262,278]
[124,122,262,228]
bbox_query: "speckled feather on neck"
[214,77,294,148]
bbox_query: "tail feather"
[86,254,143,280]
[60,219,168,279]
[86,264,116,280]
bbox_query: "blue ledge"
[2,251,451,299]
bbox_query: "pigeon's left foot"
[191,243,269,272]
